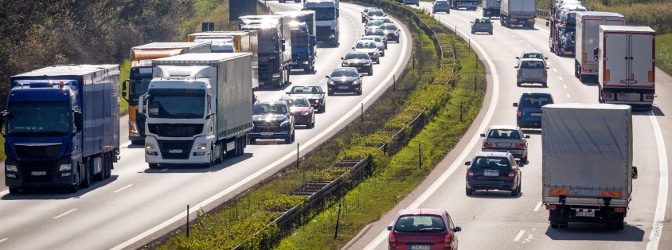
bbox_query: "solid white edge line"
[647,111,668,250]
[513,230,525,242]
[54,209,77,219]
[111,5,412,250]
[364,15,501,250]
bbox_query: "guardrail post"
[334,203,341,239]
[186,205,190,237]
[296,143,300,169]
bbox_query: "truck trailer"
[275,11,317,73]
[139,53,253,168]
[482,0,501,18]
[500,0,536,28]
[239,15,292,88]
[547,1,584,56]
[596,25,655,110]
[452,0,479,10]
[121,42,211,145]
[4,65,121,194]
[542,103,637,230]
[303,0,339,46]
[574,11,625,82]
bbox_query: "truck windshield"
[146,88,206,118]
[258,31,278,54]
[6,102,70,136]
[291,30,310,46]
[309,8,336,21]
[129,67,153,102]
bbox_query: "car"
[387,209,461,250]
[517,50,549,64]
[364,19,384,31]
[360,35,387,52]
[471,17,493,34]
[249,100,295,144]
[465,151,523,196]
[361,7,379,23]
[365,28,388,46]
[365,9,386,23]
[280,95,315,128]
[286,85,326,113]
[353,40,381,64]
[326,67,362,96]
[341,51,374,76]
[515,58,549,87]
[378,16,393,24]
[403,0,420,6]
[480,125,530,162]
[512,92,554,128]
[432,0,451,14]
[379,23,401,42]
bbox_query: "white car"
[353,40,380,64]
[360,35,386,55]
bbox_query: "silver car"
[353,40,380,64]
[515,58,549,87]
[360,35,386,54]
[480,125,529,162]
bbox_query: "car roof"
[396,209,445,217]
[474,151,511,158]
[255,100,287,105]
[333,67,358,72]
[489,124,519,130]
[346,51,368,56]
[521,91,552,96]
[518,58,545,62]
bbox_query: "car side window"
[445,211,455,229]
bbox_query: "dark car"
[326,67,362,96]
[465,151,522,196]
[286,85,326,113]
[471,17,493,35]
[387,209,461,250]
[513,92,554,128]
[515,58,549,87]
[433,0,451,14]
[480,125,530,162]
[248,100,295,144]
[341,51,373,76]
[280,95,315,128]
[365,28,388,46]
[365,9,386,23]
[361,7,379,23]
[379,23,401,42]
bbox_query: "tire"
[517,82,521,87]
[148,163,160,169]
[543,82,547,87]
[466,186,474,196]
[328,90,334,96]
[511,183,520,196]
[522,155,528,163]
[308,120,315,129]
[285,131,294,144]
[550,224,559,229]
[368,70,373,76]
[249,138,256,144]
[319,104,326,113]
[80,163,90,188]
[131,140,143,145]
[9,187,20,195]
[357,89,363,95]
[68,183,79,193]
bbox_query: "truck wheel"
[466,186,474,196]
[550,224,559,229]
[80,164,90,188]
[131,140,143,145]
[9,187,21,195]
[68,183,79,193]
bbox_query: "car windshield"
[290,86,321,94]
[345,52,369,60]
[331,69,358,77]
[381,24,397,30]
[520,95,552,108]
[471,157,511,170]
[362,37,381,42]
[253,103,288,115]
[356,42,376,49]
[488,129,520,139]
[366,29,385,36]
[522,53,544,60]
[285,98,310,107]
[366,21,383,27]
[368,10,384,17]
[394,215,446,233]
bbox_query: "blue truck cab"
[3,65,120,194]
[276,11,318,73]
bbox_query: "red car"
[387,209,461,250]
[280,95,315,129]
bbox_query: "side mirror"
[546,21,550,26]
[74,111,83,132]
[632,166,638,179]
[341,57,345,60]
[516,56,520,59]
[352,46,355,50]
[325,75,330,79]
[546,66,550,69]
[464,161,471,166]
[593,47,599,61]
[454,226,462,232]
[121,79,130,102]
[387,225,392,231]
[285,91,291,94]
[514,65,519,68]
[525,135,530,139]
[513,103,519,107]
[480,133,486,137]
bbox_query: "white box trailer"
[574,11,625,82]
[597,25,656,110]
[542,103,637,230]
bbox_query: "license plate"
[31,171,47,176]
[291,62,297,65]
[168,149,182,153]
[531,113,542,116]
[338,86,350,90]
[484,170,499,176]
[261,132,274,136]
[525,74,539,78]
[496,143,511,147]
[576,209,595,217]
[617,92,641,101]
[410,245,431,250]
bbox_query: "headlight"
[328,80,335,85]
[59,163,72,171]
[280,118,291,127]
[145,142,157,149]
[6,164,18,172]
[364,62,371,66]
[301,111,310,115]
[196,143,207,150]
[342,62,349,66]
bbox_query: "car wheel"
[328,90,334,96]
[471,30,475,34]
[517,82,521,87]
[357,89,363,95]
[543,82,547,87]
[148,163,159,169]
[309,120,315,129]
[522,155,528,163]
[9,187,21,195]
[511,183,520,196]
[466,186,474,196]
[369,70,373,76]
[319,104,326,113]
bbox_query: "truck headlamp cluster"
[59,163,72,171]
[6,165,18,172]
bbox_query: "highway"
[344,3,672,250]
[0,2,412,249]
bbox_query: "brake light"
[645,94,655,101]
[389,232,396,247]
[517,109,522,117]
[514,143,525,148]
[467,169,474,178]
[614,207,626,213]
[483,142,494,147]
[444,233,452,248]
[517,69,522,75]
[508,171,516,179]
[546,204,557,210]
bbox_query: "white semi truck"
[574,11,625,82]
[595,25,656,111]
[542,103,638,230]
[139,53,253,168]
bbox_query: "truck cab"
[303,0,339,46]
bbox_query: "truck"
[574,11,625,82]
[482,0,501,18]
[547,1,584,56]
[121,42,211,145]
[239,15,292,88]
[3,65,120,194]
[500,0,537,28]
[187,30,260,92]
[451,0,479,10]
[275,11,317,73]
[542,103,638,230]
[302,0,339,46]
[595,25,656,110]
[139,53,253,168]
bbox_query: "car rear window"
[395,215,446,232]
[471,157,511,170]
[520,95,552,108]
[521,61,544,69]
[488,129,520,139]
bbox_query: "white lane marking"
[553,68,558,73]
[563,84,567,89]
[0,238,7,243]
[365,16,502,250]
[513,230,525,241]
[54,209,77,219]
[566,93,570,98]
[558,76,563,81]
[111,6,413,250]
[647,111,668,250]
[533,201,543,212]
[114,184,133,193]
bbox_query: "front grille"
[158,141,193,160]
[16,144,61,158]
[148,124,203,137]
[253,120,285,132]
[20,161,56,182]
